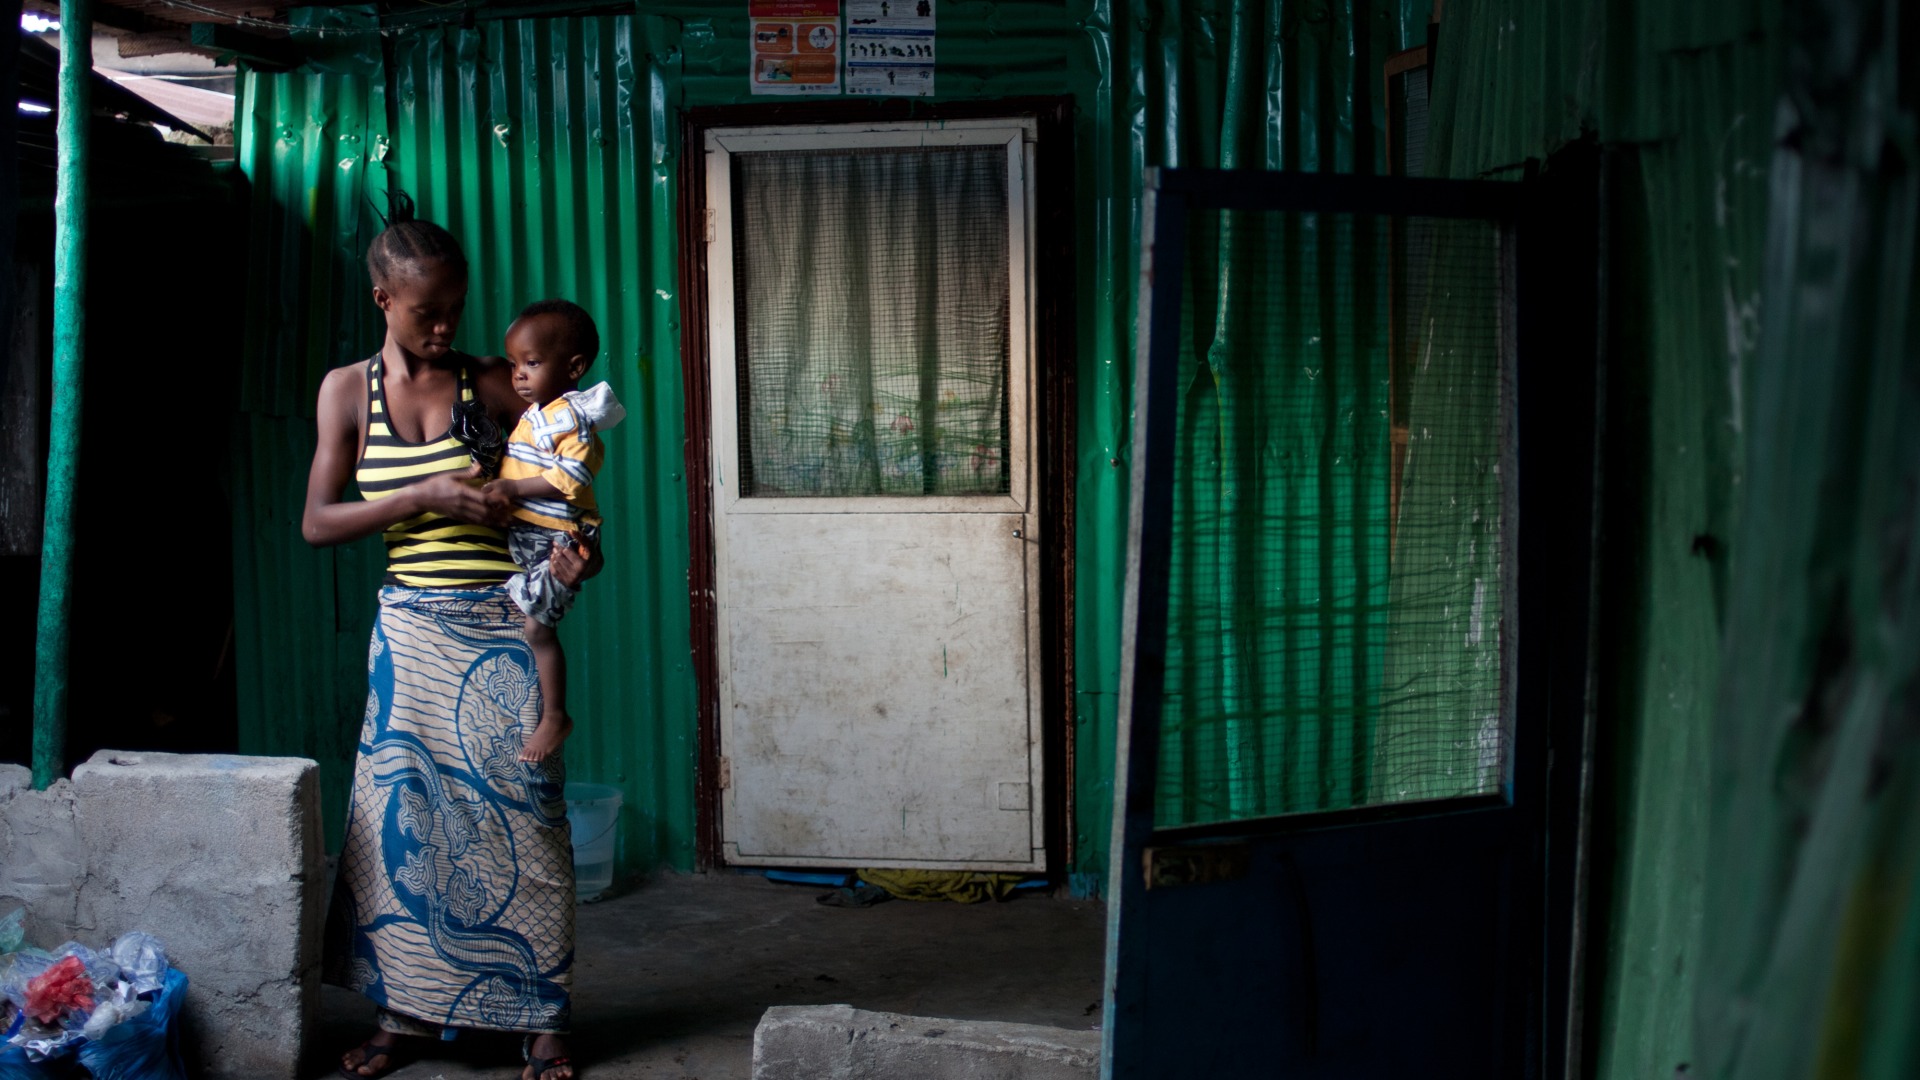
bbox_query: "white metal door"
[705,121,1042,870]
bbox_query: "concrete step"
[753,1004,1100,1080]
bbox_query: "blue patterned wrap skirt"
[322,585,574,1033]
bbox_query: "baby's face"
[505,313,583,407]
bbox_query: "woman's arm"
[301,364,505,546]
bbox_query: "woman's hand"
[476,476,520,523]
[550,531,603,588]
[410,466,512,527]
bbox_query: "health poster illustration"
[846,0,935,97]
[750,0,842,95]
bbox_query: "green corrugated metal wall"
[1434,1,1772,1074]
[233,0,1405,893]
[233,9,700,868]
[1692,4,1918,1076]
[1428,1,1772,1075]
[386,16,699,870]
[231,1,1916,1074]
[233,16,396,850]
[1433,0,1920,1077]
[1426,1,1774,1076]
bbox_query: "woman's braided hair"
[367,189,468,288]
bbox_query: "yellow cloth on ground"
[857,868,1025,904]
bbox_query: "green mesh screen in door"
[730,146,1011,498]
[1154,208,1511,828]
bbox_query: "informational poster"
[750,0,842,95]
[845,0,935,97]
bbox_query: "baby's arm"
[488,475,565,502]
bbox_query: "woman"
[304,198,583,1080]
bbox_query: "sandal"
[338,1036,409,1079]
[522,1033,576,1080]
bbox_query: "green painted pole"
[31,0,91,790]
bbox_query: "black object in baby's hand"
[450,399,505,479]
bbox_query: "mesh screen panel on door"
[731,146,1011,497]
[1154,207,1511,829]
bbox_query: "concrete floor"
[310,872,1108,1079]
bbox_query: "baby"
[489,299,624,762]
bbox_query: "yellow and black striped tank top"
[355,353,519,588]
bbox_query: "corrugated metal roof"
[102,71,234,128]
[28,0,298,40]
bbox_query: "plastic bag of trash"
[0,950,52,1007]
[0,910,22,955]
[0,930,181,1076]
[107,935,168,997]
[5,1016,85,1062]
[75,968,187,1080]
[23,944,117,1005]
[3,942,134,1062]
[81,981,148,1041]
[23,955,94,1026]
[0,949,52,1065]
[1,951,87,1060]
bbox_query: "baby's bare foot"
[518,713,573,763]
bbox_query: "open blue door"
[1103,166,1599,1079]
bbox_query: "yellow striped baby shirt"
[499,385,620,533]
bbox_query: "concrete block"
[71,751,323,1080]
[0,765,90,944]
[753,1005,1101,1080]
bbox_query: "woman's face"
[374,258,468,361]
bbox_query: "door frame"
[677,97,1077,877]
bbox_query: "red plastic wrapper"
[23,954,94,1025]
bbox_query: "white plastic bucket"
[564,782,622,899]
